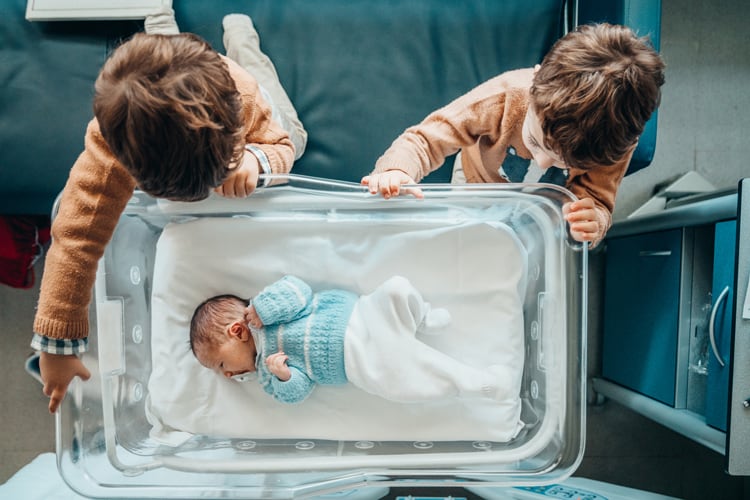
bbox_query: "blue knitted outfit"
[251,275,357,403]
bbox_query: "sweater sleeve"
[252,275,313,326]
[372,93,506,182]
[33,120,136,340]
[566,151,632,246]
[222,56,296,174]
[371,71,530,183]
[265,365,315,404]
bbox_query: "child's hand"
[215,149,261,198]
[244,304,263,329]
[361,170,423,199]
[266,352,291,381]
[39,352,91,414]
[563,198,605,243]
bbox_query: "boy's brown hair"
[94,33,245,201]
[189,294,246,356]
[530,23,665,170]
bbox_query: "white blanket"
[146,216,527,444]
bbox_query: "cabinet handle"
[638,250,672,257]
[709,285,730,368]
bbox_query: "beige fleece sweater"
[34,56,295,340]
[373,68,631,239]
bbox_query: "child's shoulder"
[219,54,259,98]
[481,68,534,93]
[459,68,534,107]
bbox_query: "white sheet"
[146,216,527,444]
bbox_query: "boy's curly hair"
[189,294,247,358]
[530,23,665,170]
[94,33,245,201]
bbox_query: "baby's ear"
[228,321,249,341]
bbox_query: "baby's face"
[200,325,257,380]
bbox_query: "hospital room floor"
[1,0,749,497]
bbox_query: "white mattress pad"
[146,216,527,445]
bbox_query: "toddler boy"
[362,23,666,246]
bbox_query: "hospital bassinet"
[57,175,587,499]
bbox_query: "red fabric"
[0,215,51,289]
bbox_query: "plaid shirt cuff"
[31,333,88,355]
[245,144,271,186]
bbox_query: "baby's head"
[93,32,246,201]
[528,23,665,170]
[189,294,257,379]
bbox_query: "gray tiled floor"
[2,0,750,497]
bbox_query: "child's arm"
[363,80,509,199]
[34,120,137,413]
[223,57,296,173]
[262,353,315,404]
[251,275,313,326]
[212,57,295,198]
[364,116,464,199]
[566,155,631,246]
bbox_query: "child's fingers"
[570,230,597,242]
[401,185,424,199]
[77,364,92,381]
[226,176,240,197]
[376,179,396,199]
[364,176,386,197]
[218,182,235,198]
[381,176,403,199]
[570,220,599,234]
[564,198,594,214]
[565,209,596,223]
[363,172,419,199]
[47,387,65,414]
[362,175,387,196]
[569,221,601,243]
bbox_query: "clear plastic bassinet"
[56,175,587,499]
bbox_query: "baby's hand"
[563,198,604,243]
[266,352,291,381]
[361,170,423,200]
[244,305,263,329]
[215,149,260,198]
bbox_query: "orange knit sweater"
[372,68,631,240]
[34,56,295,340]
